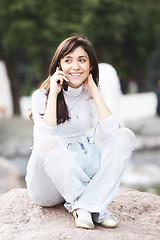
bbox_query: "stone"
[0,61,13,117]
[122,161,160,186]
[98,63,122,117]
[0,117,32,177]
[126,116,160,137]
[0,188,160,240]
[0,157,21,194]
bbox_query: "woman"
[25,36,135,230]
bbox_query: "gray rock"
[0,188,160,240]
[134,135,160,150]
[126,116,160,136]
[0,117,32,177]
[0,157,21,193]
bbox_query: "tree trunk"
[0,44,21,115]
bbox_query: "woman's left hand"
[83,74,96,92]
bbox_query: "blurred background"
[0,0,160,195]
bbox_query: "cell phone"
[57,62,68,91]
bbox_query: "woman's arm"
[43,92,58,126]
[43,68,69,126]
[84,74,112,120]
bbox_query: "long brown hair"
[31,36,99,124]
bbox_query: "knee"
[27,191,57,207]
[116,128,136,158]
[117,128,136,145]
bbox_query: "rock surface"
[0,188,160,240]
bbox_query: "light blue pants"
[25,127,135,223]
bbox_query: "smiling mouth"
[69,73,82,77]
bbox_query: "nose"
[72,61,80,70]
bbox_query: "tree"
[0,0,84,114]
[1,0,160,116]
[82,0,160,92]
[147,33,160,89]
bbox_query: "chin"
[69,82,83,88]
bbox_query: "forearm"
[43,92,57,126]
[90,84,112,120]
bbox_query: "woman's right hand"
[49,67,69,95]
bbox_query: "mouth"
[69,72,82,78]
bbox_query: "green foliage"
[0,0,84,48]
[0,0,160,95]
[0,0,85,95]
[81,0,160,91]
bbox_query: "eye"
[79,58,86,62]
[64,59,71,63]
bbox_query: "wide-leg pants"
[25,127,135,222]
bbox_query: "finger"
[57,75,69,83]
[89,73,93,79]
[62,76,69,82]
[57,70,68,77]
[55,71,66,80]
[59,78,64,86]
[57,76,65,85]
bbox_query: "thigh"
[25,148,64,207]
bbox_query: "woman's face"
[60,46,91,88]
